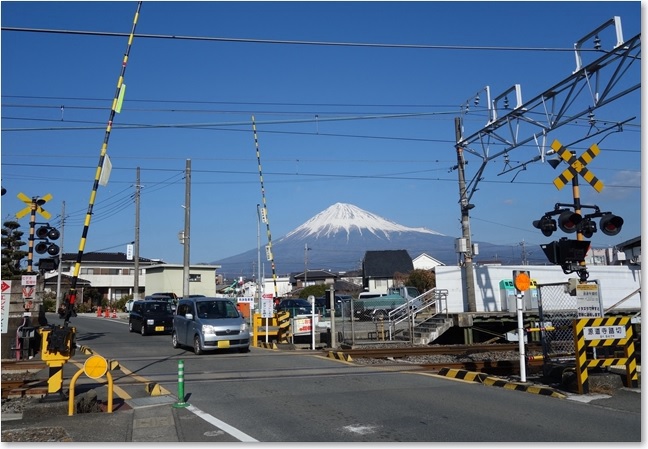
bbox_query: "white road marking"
[186,404,259,442]
[343,424,379,435]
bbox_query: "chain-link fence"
[334,297,403,345]
[535,281,604,375]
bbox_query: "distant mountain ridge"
[284,203,444,241]
[213,202,523,278]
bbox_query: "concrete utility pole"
[182,159,191,298]
[134,167,141,299]
[454,117,476,313]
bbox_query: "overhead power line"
[1,27,585,53]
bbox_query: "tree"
[299,284,328,299]
[1,220,28,279]
[406,269,436,292]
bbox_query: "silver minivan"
[172,297,250,354]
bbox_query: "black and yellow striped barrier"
[481,376,566,398]
[437,368,566,398]
[78,345,93,355]
[572,316,638,394]
[145,382,164,396]
[327,351,353,362]
[252,311,291,346]
[437,368,488,383]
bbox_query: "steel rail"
[340,343,538,359]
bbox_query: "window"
[189,274,201,282]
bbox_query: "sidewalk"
[1,393,181,442]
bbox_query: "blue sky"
[1,1,642,271]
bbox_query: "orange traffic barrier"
[96,306,102,317]
[104,308,110,318]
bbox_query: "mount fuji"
[213,202,523,278]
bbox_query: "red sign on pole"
[22,286,35,299]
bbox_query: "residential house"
[292,269,338,288]
[412,253,445,270]
[49,252,158,302]
[44,252,221,305]
[362,249,414,293]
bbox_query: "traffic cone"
[111,308,117,319]
[104,308,110,318]
[97,306,102,317]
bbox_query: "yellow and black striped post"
[65,2,143,324]
[572,316,638,394]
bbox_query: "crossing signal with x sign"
[549,140,604,192]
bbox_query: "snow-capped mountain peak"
[283,202,444,240]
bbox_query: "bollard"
[173,359,189,408]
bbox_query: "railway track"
[334,343,545,377]
[1,360,48,399]
[339,343,540,358]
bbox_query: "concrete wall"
[436,264,642,313]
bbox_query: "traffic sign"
[16,192,53,220]
[22,286,35,299]
[550,140,604,192]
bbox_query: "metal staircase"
[384,288,453,344]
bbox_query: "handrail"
[386,288,449,339]
[604,287,641,314]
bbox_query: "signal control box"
[39,325,76,362]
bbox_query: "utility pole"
[182,159,191,298]
[520,240,528,265]
[304,243,310,288]
[55,201,65,312]
[133,167,141,299]
[454,117,476,312]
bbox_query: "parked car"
[145,294,177,311]
[123,299,135,313]
[275,298,313,317]
[315,295,351,317]
[129,300,174,336]
[172,297,250,355]
[151,292,178,300]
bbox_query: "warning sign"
[576,283,602,318]
[1,280,12,334]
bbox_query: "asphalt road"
[40,313,641,442]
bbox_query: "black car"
[129,300,174,336]
[145,294,177,311]
[275,298,312,316]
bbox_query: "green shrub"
[42,298,56,312]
